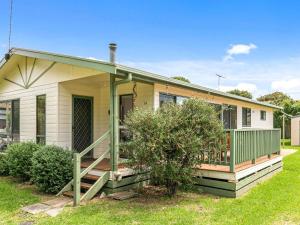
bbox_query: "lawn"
[1,146,300,225]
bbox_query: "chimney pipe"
[109,43,117,64]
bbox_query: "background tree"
[123,99,224,196]
[257,91,300,138]
[227,89,253,99]
[171,76,191,83]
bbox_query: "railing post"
[252,130,257,164]
[268,130,272,159]
[109,75,116,171]
[73,153,81,206]
[230,130,235,172]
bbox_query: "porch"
[194,128,282,197]
[57,74,282,204]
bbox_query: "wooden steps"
[80,182,93,190]
[83,174,100,181]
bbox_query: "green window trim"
[36,95,46,145]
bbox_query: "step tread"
[81,182,93,189]
[63,191,83,198]
[83,174,101,181]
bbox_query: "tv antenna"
[8,0,14,50]
[216,74,225,90]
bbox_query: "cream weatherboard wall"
[154,83,274,129]
[0,55,108,146]
[57,74,154,157]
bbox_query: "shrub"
[6,142,41,180]
[123,98,225,196]
[31,145,73,193]
[0,154,9,176]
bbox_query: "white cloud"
[272,79,300,93]
[220,83,258,93]
[86,56,99,60]
[224,43,257,61]
[122,57,300,99]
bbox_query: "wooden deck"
[196,154,280,173]
[81,158,127,171]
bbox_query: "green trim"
[0,48,280,110]
[105,173,150,188]
[8,48,116,74]
[81,171,110,201]
[116,65,282,110]
[103,180,150,194]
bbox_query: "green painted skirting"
[194,161,283,198]
[105,173,151,189]
[103,180,150,194]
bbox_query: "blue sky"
[1,0,300,98]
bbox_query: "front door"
[72,96,93,157]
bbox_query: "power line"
[8,0,13,50]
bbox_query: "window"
[0,99,20,142]
[159,93,176,107]
[222,105,237,129]
[260,110,266,120]
[119,94,133,124]
[176,96,189,105]
[209,103,222,120]
[11,100,20,141]
[242,107,251,127]
[159,93,189,107]
[119,94,134,142]
[36,95,46,145]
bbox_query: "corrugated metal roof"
[0,47,282,110]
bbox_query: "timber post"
[73,153,81,206]
[229,129,235,173]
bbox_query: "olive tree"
[123,98,224,196]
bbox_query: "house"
[0,45,282,204]
[291,115,300,145]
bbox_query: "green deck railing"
[198,128,281,172]
[229,128,281,172]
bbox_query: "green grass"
[1,146,300,225]
[0,177,41,225]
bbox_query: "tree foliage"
[257,91,300,138]
[123,99,224,196]
[171,76,191,83]
[257,91,293,106]
[227,89,253,99]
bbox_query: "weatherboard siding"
[57,74,154,157]
[154,83,273,129]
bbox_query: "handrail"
[73,129,111,206]
[79,130,110,157]
[80,149,110,178]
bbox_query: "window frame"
[0,98,20,142]
[119,94,134,124]
[36,94,46,145]
[159,92,189,107]
[260,110,266,121]
[242,107,252,127]
[222,104,237,129]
